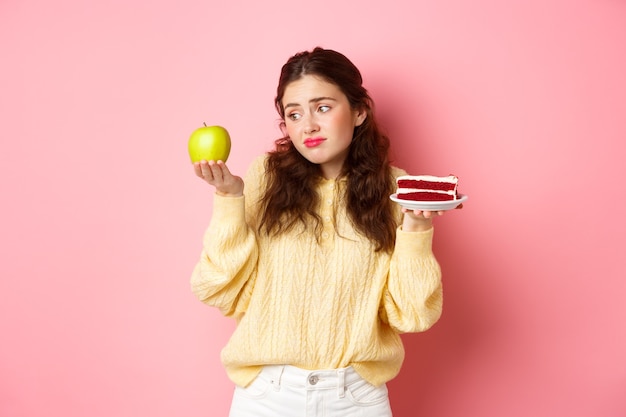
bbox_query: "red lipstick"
[304,137,325,148]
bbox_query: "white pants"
[228,365,393,417]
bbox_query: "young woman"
[191,47,445,417]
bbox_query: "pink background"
[2,0,625,416]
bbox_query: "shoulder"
[243,154,271,187]
[243,154,270,215]
[390,165,408,179]
[247,154,269,176]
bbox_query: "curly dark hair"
[259,47,397,252]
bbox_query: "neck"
[320,161,345,180]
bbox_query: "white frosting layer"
[396,188,456,196]
[397,175,458,184]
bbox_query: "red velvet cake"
[396,175,459,201]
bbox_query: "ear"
[354,108,367,127]
[279,122,289,137]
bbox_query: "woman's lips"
[304,137,325,148]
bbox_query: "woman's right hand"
[193,160,244,197]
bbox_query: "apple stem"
[203,122,207,127]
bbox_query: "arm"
[190,194,258,318]
[381,226,443,333]
[381,167,443,333]
[190,158,264,318]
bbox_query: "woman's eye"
[288,112,301,121]
[318,105,330,113]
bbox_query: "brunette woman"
[191,47,445,417]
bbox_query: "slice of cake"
[396,174,459,201]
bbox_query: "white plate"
[390,193,468,211]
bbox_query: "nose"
[303,114,319,134]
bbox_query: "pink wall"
[2,0,625,416]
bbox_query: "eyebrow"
[283,96,337,110]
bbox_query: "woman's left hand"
[403,208,445,219]
[400,208,444,232]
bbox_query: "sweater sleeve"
[190,157,265,319]
[382,227,443,333]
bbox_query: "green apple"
[188,124,231,163]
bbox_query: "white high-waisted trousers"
[228,365,393,417]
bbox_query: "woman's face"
[281,75,366,179]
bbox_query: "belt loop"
[337,368,346,398]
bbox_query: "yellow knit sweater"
[191,156,443,387]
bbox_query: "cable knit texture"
[191,155,443,387]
